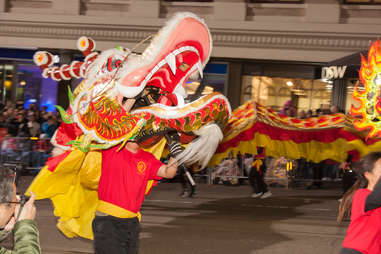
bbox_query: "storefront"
[0,48,58,111]
[236,60,328,116]
[322,51,365,113]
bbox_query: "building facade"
[0,0,380,111]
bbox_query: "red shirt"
[342,189,381,254]
[98,146,163,215]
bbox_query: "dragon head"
[115,12,211,109]
[351,40,381,139]
[35,12,230,167]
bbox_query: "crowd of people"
[0,101,60,139]
[0,102,60,169]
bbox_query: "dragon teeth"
[165,52,177,76]
[196,61,203,79]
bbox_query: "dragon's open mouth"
[115,12,211,111]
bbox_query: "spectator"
[306,109,313,118]
[40,106,47,116]
[41,117,57,139]
[330,105,339,114]
[0,114,7,128]
[298,110,307,119]
[6,115,19,137]
[341,155,356,194]
[0,167,41,253]
[27,115,40,137]
[17,114,29,137]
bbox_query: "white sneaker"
[251,192,263,198]
[260,191,272,199]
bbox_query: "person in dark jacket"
[0,167,40,254]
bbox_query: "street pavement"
[5,176,348,254]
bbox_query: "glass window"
[345,79,361,113]
[17,64,58,111]
[0,64,15,104]
[242,75,332,116]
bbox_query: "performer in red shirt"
[92,134,180,254]
[338,152,381,254]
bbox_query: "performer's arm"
[157,157,178,179]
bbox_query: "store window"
[0,64,14,103]
[242,76,332,116]
[17,64,58,111]
[345,79,361,113]
[0,62,58,111]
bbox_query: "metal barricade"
[210,157,293,188]
[210,159,246,185]
[0,137,52,173]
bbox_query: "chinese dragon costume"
[210,40,381,167]
[27,12,231,239]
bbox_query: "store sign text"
[321,66,347,80]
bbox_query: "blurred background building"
[0,0,380,113]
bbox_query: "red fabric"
[55,122,83,147]
[217,121,361,153]
[98,146,164,214]
[342,189,381,254]
[46,151,71,172]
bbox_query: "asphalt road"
[4,176,348,254]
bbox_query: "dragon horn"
[77,36,96,57]
[33,36,99,81]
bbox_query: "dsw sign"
[321,66,347,80]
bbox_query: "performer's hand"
[165,132,182,157]
[165,131,180,145]
[17,192,36,221]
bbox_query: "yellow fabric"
[26,137,168,240]
[251,159,262,172]
[79,151,102,190]
[27,150,87,199]
[26,150,102,239]
[209,129,381,167]
[97,201,142,221]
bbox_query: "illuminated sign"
[321,66,347,80]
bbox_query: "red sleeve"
[146,153,164,180]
